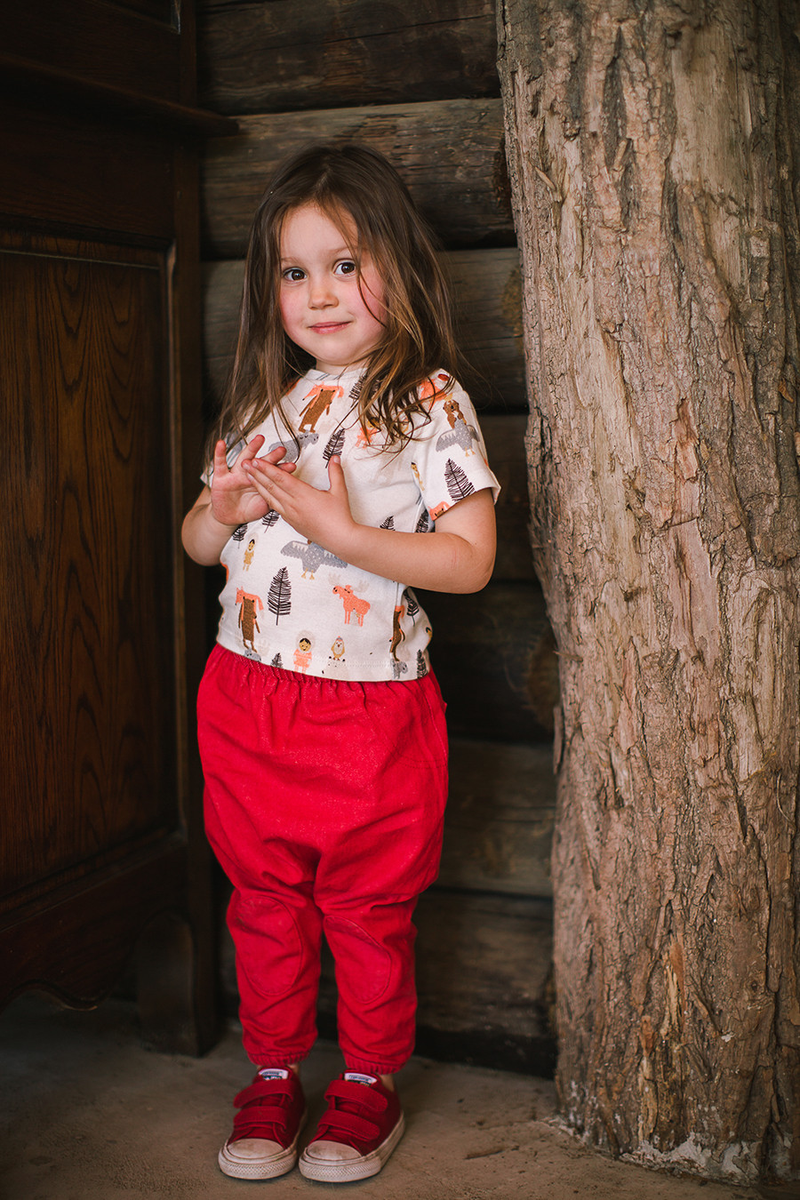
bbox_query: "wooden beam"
[201,99,513,257]
[480,414,536,580]
[440,738,555,897]
[0,53,239,138]
[201,247,525,409]
[414,889,553,1046]
[420,582,559,743]
[447,247,526,407]
[197,0,499,115]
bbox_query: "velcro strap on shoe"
[233,1079,292,1109]
[317,1110,380,1142]
[325,1079,387,1112]
[233,1103,290,1129]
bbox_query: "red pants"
[197,645,448,1075]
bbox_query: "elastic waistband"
[207,641,437,697]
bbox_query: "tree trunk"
[497,0,800,1183]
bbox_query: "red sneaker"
[299,1072,405,1182]
[218,1068,306,1179]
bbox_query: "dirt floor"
[0,993,790,1200]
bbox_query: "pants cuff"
[344,1054,409,1076]
[248,1049,312,1069]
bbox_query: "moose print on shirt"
[418,372,451,402]
[333,584,371,626]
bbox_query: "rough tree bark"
[497,0,799,1183]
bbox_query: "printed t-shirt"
[208,367,500,682]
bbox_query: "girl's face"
[278,203,386,374]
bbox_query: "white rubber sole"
[298,1111,406,1182]
[218,1110,307,1180]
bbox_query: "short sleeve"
[409,379,500,523]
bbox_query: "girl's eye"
[335,260,358,277]
[283,268,305,282]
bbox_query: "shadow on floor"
[0,993,766,1200]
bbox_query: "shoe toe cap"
[224,1137,284,1162]
[304,1138,362,1163]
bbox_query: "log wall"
[197,0,557,1073]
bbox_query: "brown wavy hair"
[206,142,463,465]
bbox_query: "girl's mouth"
[310,322,349,334]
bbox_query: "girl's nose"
[308,276,336,307]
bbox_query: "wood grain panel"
[0,241,177,899]
[0,98,174,242]
[198,0,499,114]
[0,839,187,1008]
[2,0,181,104]
[201,99,513,257]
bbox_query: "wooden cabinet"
[0,0,232,1052]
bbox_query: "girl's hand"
[181,439,296,566]
[244,454,356,552]
[243,454,496,593]
[209,437,296,527]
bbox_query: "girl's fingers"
[213,439,230,473]
[239,434,266,462]
[262,443,289,465]
[327,454,347,494]
[244,461,278,503]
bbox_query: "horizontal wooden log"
[414,889,553,1037]
[446,247,525,406]
[201,247,525,409]
[197,0,499,115]
[440,738,555,897]
[323,889,555,1072]
[421,581,559,743]
[201,99,513,257]
[480,414,535,580]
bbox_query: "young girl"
[182,143,499,1184]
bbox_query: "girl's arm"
[182,438,295,566]
[244,454,496,593]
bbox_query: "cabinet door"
[2,237,177,889]
[0,0,219,1051]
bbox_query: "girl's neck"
[309,363,364,380]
